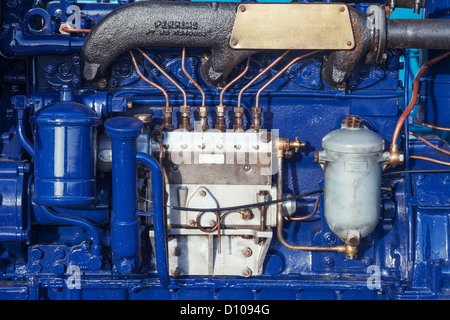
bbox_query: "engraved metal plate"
[230,4,355,50]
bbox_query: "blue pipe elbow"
[136,152,170,287]
[38,206,101,257]
[16,109,35,158]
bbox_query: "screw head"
[242,247,253,258]
[241,267,252,277]
[323,256,334,267]
[171,267,181,277]
[172,247,181,256]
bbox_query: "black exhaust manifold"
[81,1,255,86]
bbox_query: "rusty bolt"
[242,247,253,258]
[172,247,181,256]
[97,79,107,89]
[259,190,269,196]
[347,41,353,47]
[241,209,253,220]
[260,131,271,143]
[241,267,252,278]
[232,40,238,46]
[314,151,320,163]
[170,267,181,277]
[199,190,207,197]
[240,6,246,12]
[189,219,196,227]
[340,6,346,12]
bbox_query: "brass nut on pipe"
[275,136,305,158]
[344,244,358,260]
[389,144,404,167]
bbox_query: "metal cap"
[322,124,385,154]
[30,102,101,126]
[105,116,143,140]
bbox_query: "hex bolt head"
[172,247,181,256]
[241,267,252,278]
[323,256,334,267]
[30,262,43,273]
[171,267,181,277]
[242,247,252,258]
[324,232,336,244]
[53,247,65,260]
[30,247,44,260]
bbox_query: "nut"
[241,267,252,278]
[251,107,262,115]
[242,247,252,258]
[171,267,181,277]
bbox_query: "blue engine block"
[0,0,449,302]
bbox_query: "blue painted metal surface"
[105,116,143,273]
[0,0,447,301]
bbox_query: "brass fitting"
[344,244,358,260]
[388,144,404,168]
[215,105,227,132]
[275,136,305,158]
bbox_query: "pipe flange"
[367,4,386,63]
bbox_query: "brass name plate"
[230,4,355,50]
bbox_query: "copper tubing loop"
[287,196,320,221]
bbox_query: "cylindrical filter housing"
[31,98,101,207]
[317,116,389,243]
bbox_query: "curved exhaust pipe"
[81,1,255,86]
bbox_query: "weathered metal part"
[230,4,354,50]
[162,131,274,185]
[321,6,376,89]
[386,19,450,49]
[81,1,255,85]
